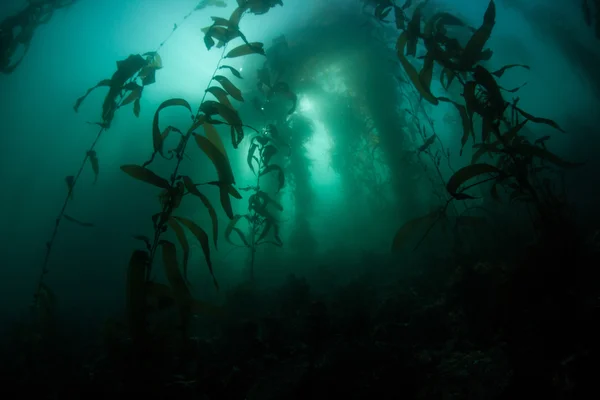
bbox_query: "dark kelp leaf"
[213,75,244,101]
[471,142,501,164]
[73,79,112,112]
[65,175,75,199]
[219,65,243,79]
[229,6,245,27]
[396,32,438,105]
[262,145,278,165]
[405,4,423,56]
[159,241,193,314]
[203,122,229,158]
[462,81,479,119]
[220,187,235,219]
[271,222,283,246]
[210,16,232,26]
[502,119,528,144]
[391,208,441,252]
[120,165,171,189]
[257,190,283,211]
[481,116,494,143]
[439,68,456,90]
[225,42,265,58]
[247,143,258,174]
[206,86,234,109]
[182,176,219,248]
[133,98,141,117]
[194,133,235,185]
[227,184,242,199]
[461,0,495,69]
[174,216,218,290]
[259,164,285,192]
[126,250,148,342]
[418,54,435,98]
[225,215,250,246]
[153,99,193,157]
[193,133,236,220]
[394,5,406,30]
[418,134,436,153]
[86,150,99,183]
[515,107,565,133]
[133,235,152,249]
[64,214,94,227]
[473,65,505,111]
[167,217,190,280]
[200,101,244,146]
[438,97,472,154]
[453,192,478,200]
[201,181,240,217]
[447,163,501,195]
[501,83,528,93]
[535,135,550,146]
[257,220,272,243]
[122,85,142,106]
[492,64,530,78]
[152,212,170,228]
[203,25,240,45]
[204,33,216,50]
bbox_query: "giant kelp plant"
[26,0,283,352]
[118,1,283,347]
[225,124,286,280]
[379,0,581,251]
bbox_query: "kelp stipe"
[367,0,583,251]
[122,1,279,344]
[0,0,79,74]
[31,2,210,311]
[226,123,286,280]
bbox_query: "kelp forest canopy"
[0,0,599,332]
[1,0,600,395]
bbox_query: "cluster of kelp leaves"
[0,0,79,74]
[382,0,583,249]
[2,0,600,398]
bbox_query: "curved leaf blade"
[446,163,500,195]
[213,75,243,101]
[174,216,218,290]
[152,98,192,156]
[120,165,171,189]
[225,42,265,58]
[167,217,191,280]
[182,176,219,249]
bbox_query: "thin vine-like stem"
[248,155,264,281]
[145,45,230,281]
[32,3,202,307]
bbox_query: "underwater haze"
[1,0,600,398]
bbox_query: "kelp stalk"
[32,3,203,308]
[145,46,229,280]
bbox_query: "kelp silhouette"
[0,0,79,74]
